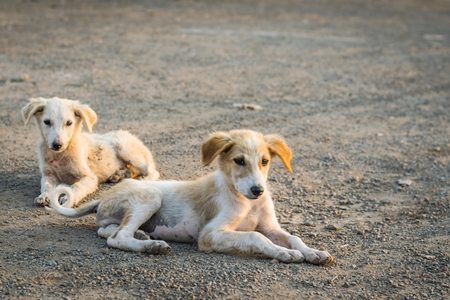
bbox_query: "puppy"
[49,129,332,265]
[22,97,159,207]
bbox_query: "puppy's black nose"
[52,142,62,151]
[251,185,264,197]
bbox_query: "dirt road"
[1,0,449,299]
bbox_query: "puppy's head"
[201,130,292,200]
[21,97,97,152]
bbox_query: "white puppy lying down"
[49,129,332,265]
[22,97,159,207]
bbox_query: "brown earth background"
[0,0,449,299]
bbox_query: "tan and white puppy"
[22,97,159,207]
[49,129,332,265]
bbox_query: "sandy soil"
[1,0,449,299]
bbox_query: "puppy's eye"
[66,120,73,126]
[44,120,51,126]
[234,158,245,166]
[262,158,269,166]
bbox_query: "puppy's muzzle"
[250,185,264,198]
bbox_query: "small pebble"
[325,224,339,231]
[304,220,315,227]
[329,276,338,285]
[397,179,412,186]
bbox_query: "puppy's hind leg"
[112,130,160,180]
[106,187,170,254]
[98,224,149,240]
[98,224,119,238]
[108,168,131,183]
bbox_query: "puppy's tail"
[46,185,100,218]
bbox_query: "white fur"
[22,97,159,207]
[49,130,332,265]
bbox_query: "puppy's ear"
[201,131,234,167]
[21,98,47,125]
[74,102,97,132]
[264,134,293,172]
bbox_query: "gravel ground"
[0,0,449,299]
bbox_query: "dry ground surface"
[1,0,449,299]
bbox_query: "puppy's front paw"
[143,240,171,255]
[304,250,333,266]
[35,194,50,207]
[276,249,305,263]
